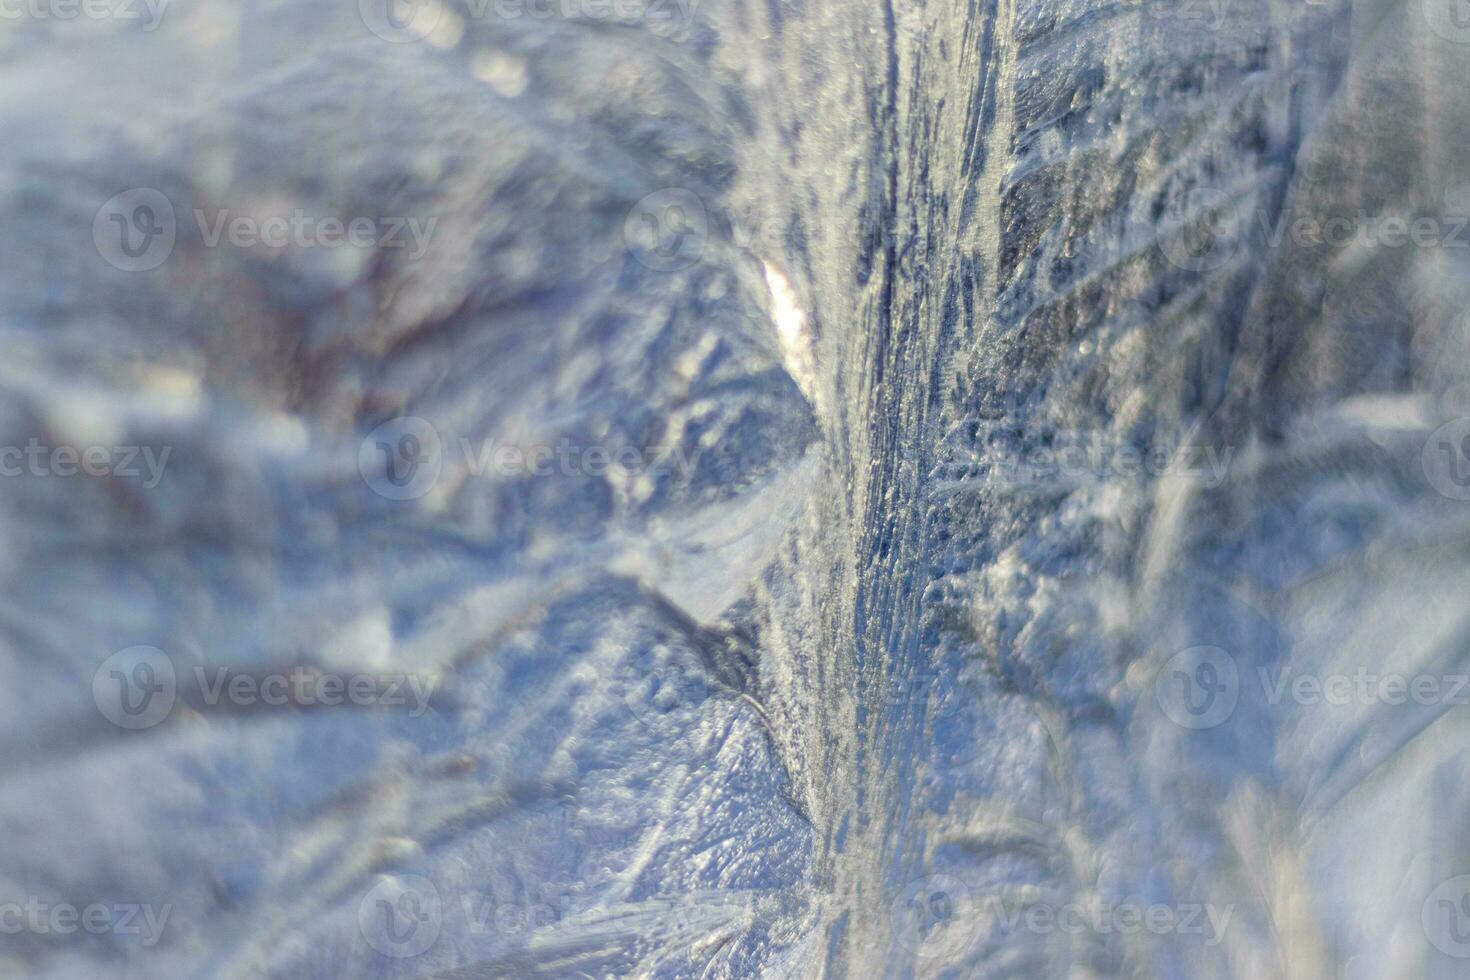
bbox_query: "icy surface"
[4,0,1470,976]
